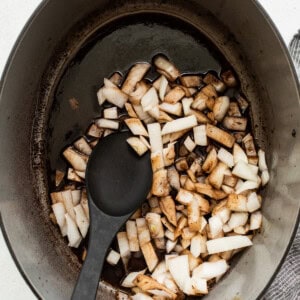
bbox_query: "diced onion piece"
[213,96,230,122]
[61,190,76,221]
[102,84,128,108]
[140,242,159,272]
[74,137,92,155]
[159,75,169,100]
[235,180,259,194]
[203,73,226,93]
[97,87,106,105]
[127,137,148,156]
[221,70,237,87]
[141,87,159,116]
[168,255,190,291]
[208,162,228,189]
[160,196,177,226]
[122,269,146,288]
[206,236,253,254]
[159,102,182,116]
[80,190,89,220]
[192,260,228,280]
[190,234,207,257]
[184,136,196,152]
[233,143,248,164]
[250,211,262,230]
[151,151,164,172]
[227,194,248,212]
[136,218,151,247]
[106,249,121,265]
[193,125,207,146]
[261,170,270,186]
[258,149,268,171]
[146,213,164,239]
[247,192,261,212]
[131,293,153,300]
[96,118,119,130]
[63,147,88,172]
[52,203,67,236]
[187,198,201,232]
[190,276,208,294]
[67,168,82,182]
[206,124,235,148]
[163,142,176,167]
[125,102,138,118]
[164,86,185,104]
[139,136,151,149]
[122,63,151,94]
[152,169,169,197]
[74,204,89,238]
[126,220,140,252]
[117,232,131,267]
[208,216,223,239]
[228,212,248,229]
[65,213,82,248]
[161,115,197,135]
[218,148,234,168]
[151,261,167,280]
[154,55,180,81]
[176,188,194,205]
[180,75,202,88]
[166,239,177,253]
[232,161,259,182]
[103,107,118,119]
[147,123,163,153]
[125,118,148,136]
[223,117,247,131]
[167,167,180,191]
[182,97,193,116]
[129,81,150,105]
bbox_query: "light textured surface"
[0,1,299,299]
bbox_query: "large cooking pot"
[0,0,299,299]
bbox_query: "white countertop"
[0,1,299,299]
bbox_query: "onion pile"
[50,55,269,299]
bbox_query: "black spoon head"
[86,131,152,216]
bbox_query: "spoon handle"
[71,203,121,300]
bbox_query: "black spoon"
[72,131,152,300]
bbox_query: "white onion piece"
[193,125,207,146]
[168,255,190,291]
[161,115,197,135]
[122,269,146,288]
[250,211,262,230]
[147,123,163,153]
[218,148,234,168]
[52,203,67,236]
[73,204,89,238]
[228,212,248,229]
[235,180,259,194]
[258,149,268,171]
[106,249,121,265]
[233,143,248,164]
[232,161,259,182]
[192,260,228,280]
[131,293,153,300]
[206,236,253,254]
[65,213,82,248]
[247,192,261,212]
[71,190,81,206]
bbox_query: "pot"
[0,0,299,299]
